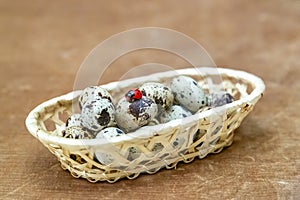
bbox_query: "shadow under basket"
[25,67,265,183]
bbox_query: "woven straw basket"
[25,67,265,183]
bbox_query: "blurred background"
[0,0,299,199]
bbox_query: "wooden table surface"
[1,0,299,199]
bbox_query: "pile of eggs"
[62,75,234,164]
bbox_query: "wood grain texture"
[0,0,299,199]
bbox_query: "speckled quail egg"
[139,82,174,112]
[95,127,125,165]
[158,105,190,149]
[172,137,186,149]
[159,105,192,123]
[170,76,207,113]
[115,96,158,132]
[151,143,164,152]
[207,92,234,107]
[127,147,141,161]
[95,127,141,164]
[66,113,82,127]
[62,126,93,139]
[97,127,126,138]
[81,98,116,132]
[78,86,112,109]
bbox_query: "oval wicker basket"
[25,67,265,183]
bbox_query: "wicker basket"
[25,67,265,183]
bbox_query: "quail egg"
[97,127,126,138]
[95,127,141,164]
[127,147,141,161]
[78,86,112,109]
[81,98,116,132]
[208,92,234,107]
[170,76,207,113]
[115,96,158,132]
[139,82,174,112]
[62,126,93,139]
[66,113,82,127]
[158,105,191,149]
[172,137,186,149]
[95,127,125,165]
[151,143,164,152]
[159,105,192,123]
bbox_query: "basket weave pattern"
[26,68,265,183]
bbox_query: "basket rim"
[25,67,265,147]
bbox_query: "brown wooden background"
[0,0,299,199]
